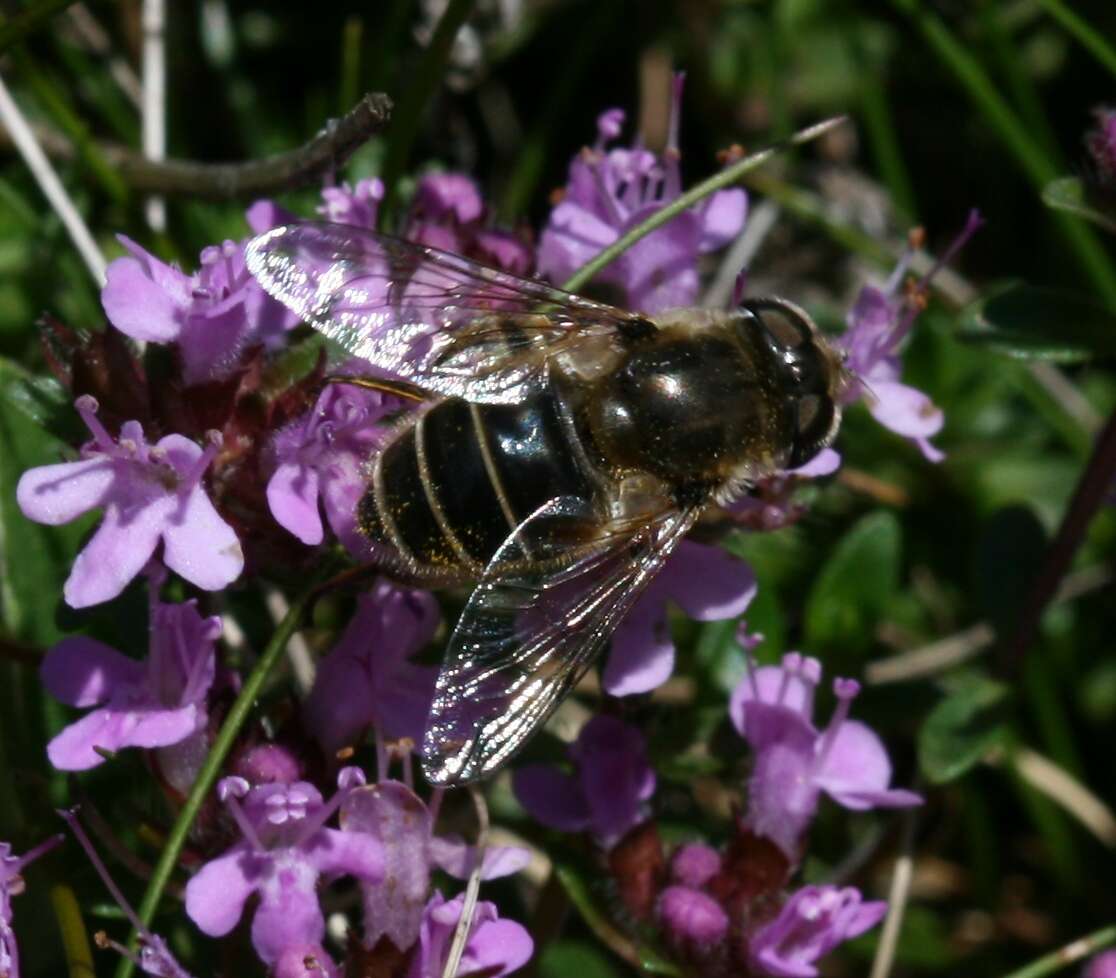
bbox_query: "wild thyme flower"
[407,892,533,978]
[405,172,533,275]
[538,74,747,312]
[730,653,921,859]
[41,597,220,773]
[748,884,887,978]
[1,836,62,978]
[513,714,656,847]
[839,210,983,462]
[101,234,298,384]
[16,397,243,607]
[340,778,529,952]
[266,381,403,553]
[185,769,383,967]
[304,584,440,753]
[605,540,756,695]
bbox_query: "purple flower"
[185,770,383,966]
[304,583,440,753]
[730,654,921,859]
[1087,107,1116,186]
[16,397,243,608]
[101,233,298,385]
[748,885,887,978]
[1,836,62,978]
[1085,951,1116,978]
[266,381,402,552]
[405,172,533,275]
[839,210,983,462]
[513,714,655,847]
[41,597,220,773]
[538,75,746,313]
[407,891,533,978]
[604,540,756,696]
[658,885,729,950]
[340,779,529,952]
[319,177,385,228]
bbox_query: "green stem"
[1033,0,1116,80]
[377,0,479,226]
[889,0,1116,308]
[113,587,316,978]
[0,0,85,54]
[559,116,847,295]
[1000,924,1116,978]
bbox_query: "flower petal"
[664,541,756,620]
[603,598,674,696]
[40,636,143,707]
[512,765,590,832]
[267,462,324,545]
[100,254,185,343]
[185,847,260,937]
[125,704,202,749]
[161,487,244,592]
[814,720,922,811]
[46,707,133,770]
[16,457,116,526]
[64,500,165,608]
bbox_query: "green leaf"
[1042,176,1116,234]
[957,282,1116,363]
[803,511,902,653]
[0,360,81,444]
[918,677,1011,784]
[538,940,625,978]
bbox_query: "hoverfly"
[246,222,848,786]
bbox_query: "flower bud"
[658,885,729,950]
[670,843,722,889]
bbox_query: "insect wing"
[421,495,701,785]
[245,222,637,403]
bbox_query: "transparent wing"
[421,496,702,786]
[245,222,642,403]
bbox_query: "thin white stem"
[442,786,489,978]
[0,72,106,283]
[702,198,781,309]
[141,0,167,231]
[265,588,316,693]
[868,807,918,978]
[1011,746,1116,847]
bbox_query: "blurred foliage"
[2,1,1116,977]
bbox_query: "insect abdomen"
[359,393,598,575]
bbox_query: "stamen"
[75,395,116,452]
[217,778,266,851]
[183,430,222,488]
[813,678,860,770]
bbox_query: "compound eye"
[790,393,836,469]
[744,300,815,350]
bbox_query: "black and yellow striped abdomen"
[358,391,599,578]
